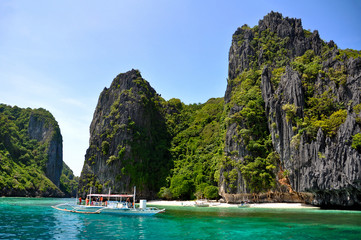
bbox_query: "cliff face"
[77,12,360,209]
[0,105,64,197]
[78,69,171,199]
[226,11,322,102]
[222,11,361,208]
[261,62,361,208]
[28,112,63,187]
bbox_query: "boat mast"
[88,187,92,206]
[133,186,136,209]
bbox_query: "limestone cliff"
[77,12,361,209]
[78,69,171,199]
[0,105,64,197]
[261,60,361,208]
[222,11,361,209]
[28,111,63,187]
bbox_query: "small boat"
[52,186,165,216]
[238,201,250,208]
[194,201,209,207]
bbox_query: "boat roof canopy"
[87,194,134,198]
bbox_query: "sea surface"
[0,198,361,240]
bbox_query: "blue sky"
[1,0,360,176]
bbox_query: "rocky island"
[79,12,360,209]
[0,104,78,197]
[222,12,361,209]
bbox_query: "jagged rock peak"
[102,69,158,101]
[109,69,142,90]
[90,69,157,143]
[228,11,323,83]
[258,11,304,38]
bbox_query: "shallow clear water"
[1,198,361,239]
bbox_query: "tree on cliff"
[0,104,77,197]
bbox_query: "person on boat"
[100,196,103,206]
[78,197,82,205]
[86,198,89,206]
[126,197,131,208]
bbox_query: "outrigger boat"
[52,186,165,216]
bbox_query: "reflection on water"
[1,198,361,240]
[138,216,145,239]
[52,206,84,239]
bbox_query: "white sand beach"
[147,200,319,209]
[250,203,319,209]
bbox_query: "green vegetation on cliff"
[0,104,76,197]
[122,87,172,194]
[224,67,277,194]
[221,14,358,198]
[290,50,348,139]
[159,98,224,199]
[80,14,360,205]
[78,70,172,197]
[59,163,79,197]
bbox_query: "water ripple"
[1,198,361,240]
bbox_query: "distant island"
[1,12,360,209]
[0,104,78,197]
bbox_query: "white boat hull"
[53,203,164,216]
[101,208,165,216]
[52,187,165,216]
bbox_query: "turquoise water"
[1,198,361,239]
